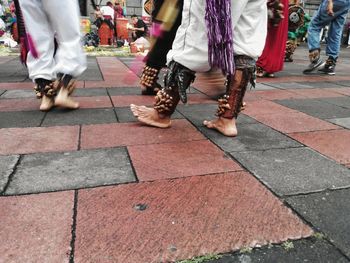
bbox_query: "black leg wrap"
[34,78,56,99]
[217,55,256,119]
[56,74,76,95]
[164,61,196,104]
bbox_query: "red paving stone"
[0,126,79,155]
[325,87,350,96]
[74,96,112,109]
[0,82,33,90]
[81,120,205,150]
[289,129,350,164]
[243,100,297,117]
[75,172,312,263]
[128,140,242,181]
[111,95,154,107]
[253,90,304,100]
[291,88,346,99]
[251,112,340,134]
[0,98,39,111]
[0,191,74,263]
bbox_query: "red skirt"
[256,0,289,73]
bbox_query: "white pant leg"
[19,0,56,81]
[167,0,210,72]
[42,0,86,77]
[232,0,268,59]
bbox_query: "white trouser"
[167,0,268,72]
[19,0,87,81]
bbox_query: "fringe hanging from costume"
[205,0,234,76]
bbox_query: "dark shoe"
[318,57,336,75]
[303,57,324,74]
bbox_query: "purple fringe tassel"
[27,33,39,59]
[205,0,234,76]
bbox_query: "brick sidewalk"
[0,45,350,263]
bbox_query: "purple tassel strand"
[205,0,234,76]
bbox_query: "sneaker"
[318,57,336,75]
[303,57,324,74]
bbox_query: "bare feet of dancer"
[39,95,54,111]
[130,104,171,128]
[55,87,79,109]
[203,117,238,137]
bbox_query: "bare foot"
[39,95,54,111]
[54,88,79,109]
[130,104,171,128]
[203,117,237,137]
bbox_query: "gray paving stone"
[0,155,20,193]
[318,97,350,109]
[0,58,28,82]
[0,111,45,128]
[78,57,103,81]
[115,107,183,123]
[208,237,349,263]
[108,87,143,96]
[73,88,108,97]
[254,83,277,90]
[0,89,6,96]
[0,89,34,99]
[199,123,302,153]
[42,108,117,126]
[327,117,350,129]
[276,98,350,119]
[286,188,350,258]
[333,80,350,87]
[176,104,257,127]
[233,148,350,196]
[5,148,136,195]
[267,82,317,89]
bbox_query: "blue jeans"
[307,0,350,59]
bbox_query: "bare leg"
[130,104,171,128]
[203,117,238,137]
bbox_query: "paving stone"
[78,57,103,81]
[0,191,73,262]
[73,88,108,97]
[327,117,350,129]
[290,129,350,164]
[0,126,79,155]
[0,89,5,96]
[199,123,302,153]
[74,96,113,109]
[233,147,350,196]
[108,87,144,96]
[128,140,242,181]
[0,98,39,112]
[5,148,135,195]
[115,107,183,123]
[0,58,29,82]
[75,172,312,263]
[325,87,350,96]
[266,82,318,89]
[317,97,350,109]
[111,95,155,107]
[0,89,34,99]
[253,89,304,100]
[286,188,350,258]
[0,155,19,193]
[291,88,346,99]
[0,111,45,128]
[243,100,297,117]
[208,237,349,263]
[42,108,116,126]
[276,98,350,119]
[176,104,257,126]
[81,119,205,149]
[251,112,339,134]
[0,82,33,90]
[254,83,276,90]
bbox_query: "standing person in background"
[303,0,350,75]
[18,0,86,111]
[139,0,183,95]
[257,0,288,77]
